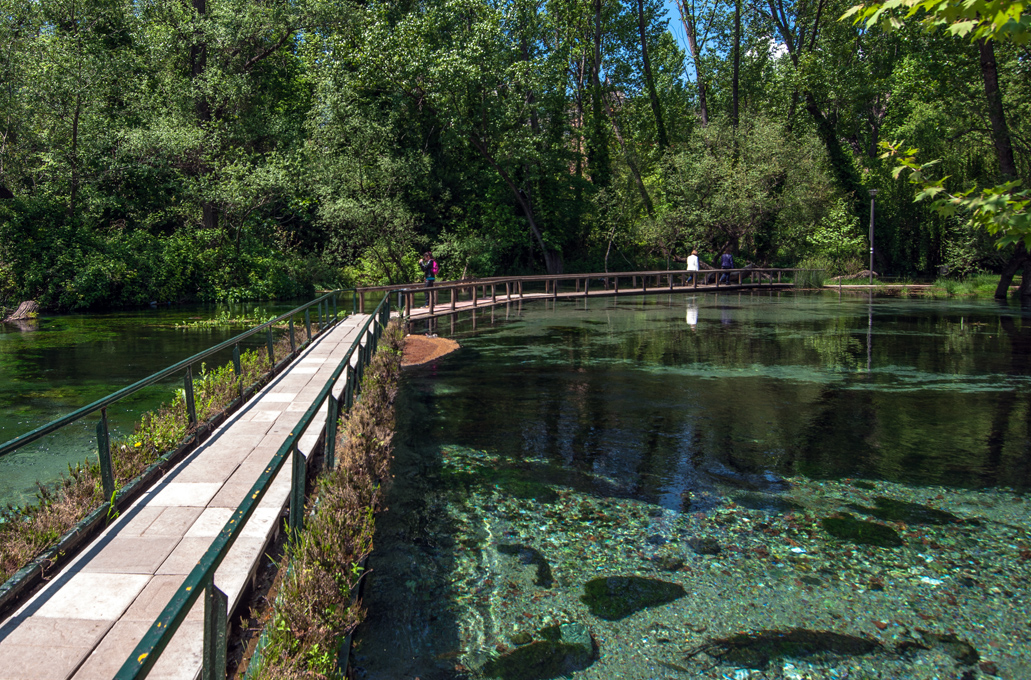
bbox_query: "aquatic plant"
[250,320,405,679]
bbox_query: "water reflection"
[353,292,1031,679]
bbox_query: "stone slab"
[32,572,151,621]
[79,537,180,574]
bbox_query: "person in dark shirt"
[418,252,438,306]
[718,251,733,283]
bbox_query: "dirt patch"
[402,335,460,367]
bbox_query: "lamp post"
[868,189,878,287]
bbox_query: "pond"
[353,291,1031,680]
[0,301,309,508]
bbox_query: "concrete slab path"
[0,314,373,680]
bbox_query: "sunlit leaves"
[843,0,1031,44]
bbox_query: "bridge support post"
[233,344,243,401]
[96,409,115,501]
[305,310,312,342]
[185,367,198,426]
[553,280,558,299]
[584,277,590,296]
[614,276,619,293]
[506,282,511,300]
[266,328,275,365]
[519,281,524,298]
[289,319,296,354]
[472,286,477,308]
[201,580,228,680]
[492,284,496,303]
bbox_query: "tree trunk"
[589,0,610,187]
[731,0,740,128]
[469,135,563,274]
[978,38,1017,179]
[637,0,667,149]
[677,1,709,126]
[805,93,865,216]
[603,84,654,217]
[994,245,1028,299]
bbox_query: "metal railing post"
[325,394,339,470]
[289,319,296,354]
[290,444,305,533]
[266,328,275,365]
[233,344,243,401]
[305,309,312,341]
[201,580,228,680]
[185,367,198,427]
[345,365,355,410]
[96,408,115,501]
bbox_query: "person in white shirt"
[686,249,699,284]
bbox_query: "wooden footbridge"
[0,293,391,680]
[352,267,802,322]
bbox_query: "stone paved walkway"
[0,314,372,680]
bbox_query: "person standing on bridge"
[419,252,438,306]
[718,251,734,284]
[686,249,699,284]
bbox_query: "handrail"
[114,296,392,680]
[389,267,803,318]
[0,290,346,460]
[354,266,812,294]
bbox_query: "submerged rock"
[686,537,722,555]
[732,491,803,514]
[689,628,882,670]
[920,631,980,666]
[498,544,554,588]
[852,496,961,525]
[581,576,686,620]
[483,622,596,679]
[821,513,903,547]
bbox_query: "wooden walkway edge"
[0,314,372,680]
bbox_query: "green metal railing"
[0,291,347,614]
[114,296,391,680]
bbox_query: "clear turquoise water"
[353,291,1031,679]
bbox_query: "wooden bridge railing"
[358,267,803,317]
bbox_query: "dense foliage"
[1,0,1028,309]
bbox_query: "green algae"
[821,513,903,547]
[581,576,686,621]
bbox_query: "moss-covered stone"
[694,628,882,670]
[821,513,902,547]
[483,623,595,679]
[581,576,686,621]
[498,544,554,587]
